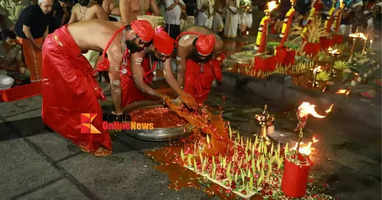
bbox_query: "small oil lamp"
[328,47,341,77]
[348,32,367,60]
[255,104,275,142]
[255,1,279,54]
[312,66,322,87]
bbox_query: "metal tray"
[125,104,191,142]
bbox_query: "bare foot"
[79,144,91,153]
[93,147,112,157]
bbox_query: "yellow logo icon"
[80,113,101,134]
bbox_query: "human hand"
[159,94,171,105]
[180,92,198,110]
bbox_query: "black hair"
[78,0,89,6]
[1,29,16,41]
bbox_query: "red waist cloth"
[41,25,111,153]
[184,58,222,104]
[120,57,155,107]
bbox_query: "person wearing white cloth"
[196,0,214,29]
[164,0,186,39]
[224,0,239,38]
[239,1,252,35]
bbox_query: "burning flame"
[313,66,322,74]
[340,0,344,8]
[292,142,313,155]
[325,104,334,114]
[328,47,340,55]
[298,102,326,119]
[312,136,319,143]
[266,1,278,12]
[336,89,351,95]
[291,137,319,156]
[349,32,367,40]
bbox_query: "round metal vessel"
[126,104,191,142]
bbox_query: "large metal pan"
[124,104,191,142]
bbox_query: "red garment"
[184,58,221,104]
[120,57,155,107]
[41,26,111,153]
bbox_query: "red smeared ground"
[130,106,187,128]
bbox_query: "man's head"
[38,0,54,14]
[58,0,70,8]
[78,0,90,6]
[190,34,215,63]
[153,29,174,62]
[125,20,154,53]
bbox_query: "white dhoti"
[213,12,224,32]
[196,11,208,26]
[239,13,253,28]
[224,7,239,38]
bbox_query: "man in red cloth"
[120,28,197,111]
[41,19,154,156]
[176,26,224,104]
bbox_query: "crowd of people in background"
[0,0,381,90]
[0,0,380,156]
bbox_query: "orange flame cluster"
[292,136,319,156]
[328,47,341,55]
[266,1,279,12]
[349,32,367,40]
[298,102,326,119]
[336,89,351,96]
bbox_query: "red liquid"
[130,106,187,128]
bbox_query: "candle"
[280,1,296,46]
[334,0,344,33]
[362,35,368,54]
[255,1,279,53]
[324,0,336,32]
[369,40,373,49]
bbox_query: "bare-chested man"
[41,20,155,156]
[119,0,160,23]
[118,28,197,111]
[176,26,225,104]
[68,0,108,23]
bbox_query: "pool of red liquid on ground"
[130,106,188,128]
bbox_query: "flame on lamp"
[328,47,340,55]
[298,102,327,119]
[313,66,322,74]
[349,32,367,40]
[325,104,334,114]
[292,141,314,155]
[266,1,279,12]
[336,89,351,95]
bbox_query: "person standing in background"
[119,0,160,23]
[224,0,239,38]
[14,0,53,82]
[68,0,108,24]
[164,0,186,39]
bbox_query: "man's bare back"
[68,20,124,56]
[68,2,108,23]
[119,0,160,23]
